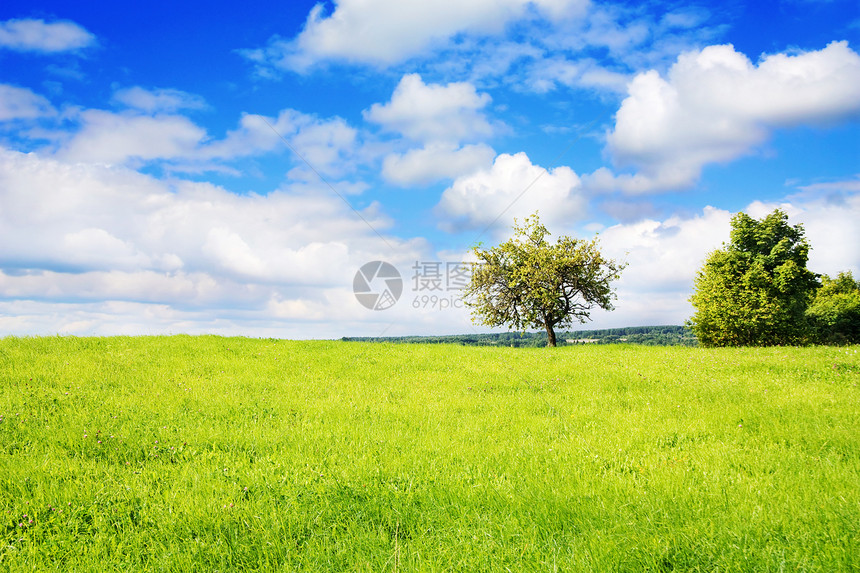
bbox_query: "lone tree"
[463,214,626,347]
[688,208,819,347]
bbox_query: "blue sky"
[1,0,858,337]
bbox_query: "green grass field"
[1,336,858,571]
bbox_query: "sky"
[0,0,858,339]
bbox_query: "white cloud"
[365,74,494,143]
[0,147,417,282]
[240,0,718,100]
[0,18,96,53]
[58,110,207,164]
[436,152,585,234]
[49,105,360,176]
[528,3,722,92]
[598,206,733,295]
[61,228,152,271]
[660,9,710,31]
[584,165,699,196]
[0,287,480,338]
[112,87,207,113]
[456,40,545,83]
[0,84,56,121]
[196,110,296,159]
[382,143,496,186]
[255,0,587,70]
[366,74,500,186]
[578,6,650,56]
[0,145,446,336]
[201,109,361,178]
[598,198,659,223]
[798,176,860,194]
[525,57,630,93]
[594,41,860,194]
[287,115,360,178]
[0,271,220,305]
[0,298,327,337]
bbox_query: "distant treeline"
[343,325,698,347]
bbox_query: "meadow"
[0,336,857,571]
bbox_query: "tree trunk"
[545,322,557,347]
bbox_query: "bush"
[806,271,860,344]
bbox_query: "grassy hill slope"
[1,336,858,571]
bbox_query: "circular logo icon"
[353,261,403,310]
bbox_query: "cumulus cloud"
[0,18,96,53]
[0,145,442,336]
[598,206,733,295]
[436,152,585,234]
[57,110,207,164]
[365,74,495,143]
[382,143,496,186]
[245,0,587,71]
[0,84,56,121]
[285,114,360,178]
[365,74,500,185]
[0,147,418,283]
[591,41,860,194]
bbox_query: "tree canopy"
[463,214,625,347]
[687,209,819,347]
[806,271,860,345]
